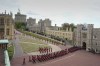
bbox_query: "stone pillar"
[76,24,83,47]
[69,27,72,32]
[4,18,7,39]
[66,27,68,31]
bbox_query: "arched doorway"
[82,42,86,50]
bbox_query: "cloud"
[0,0,19,8]
[27,11,39,16]
[0,0,100,27]
[0,0,20,15]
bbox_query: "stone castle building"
[38,18,51,33]
[74,24,100,53]
[15,10,26,23]
[27,18,51,33]
[27,18,73,41]
[46,24,73,41]
[26,17,36,31]
[0,11,14,40]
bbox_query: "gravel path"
[13,32,24,58]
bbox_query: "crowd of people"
[39,47,52,54]
[23,46,81,64]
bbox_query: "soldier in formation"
[39,47,52,54]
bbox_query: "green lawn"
[7,45,14,60]
[19,34,47,44]
[19,34,50,53]
[19,30,62,44]
[17,30,63,53]
[20,43,50,53]
[21,39,46,44]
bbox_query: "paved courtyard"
[11,31,100,66]
[11,50,100,66]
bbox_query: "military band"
[23,46,81,64]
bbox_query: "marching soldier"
[41,48,43,53]
[29,56,31,62]
[50,48,52,52]
[23,58,26,65]
[47,48,48,54]
[49,48,50,52]
[39,47,41,53]
[32,56,35,63]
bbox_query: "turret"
[76,24,83,46]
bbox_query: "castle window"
[7,29,9,35]
[0,28,4,39]
[0,18,4,25]
[7,19,10,26]
[96,43,97,46]
[94,35,96,38]
[93,35,96,39]
[82,33,87,38]
[0,28,4,32]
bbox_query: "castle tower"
[86,24,93,51]
[54,24,57,30]
[76,24,83,46]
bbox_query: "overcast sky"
[0,0,100,27]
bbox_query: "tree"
[62,23,70,30]
[62,23,76,31]
[15,22,27,30]
[70,23,76,31]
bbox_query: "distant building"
[27,17,36,31]
[45,24,73,40]
[43,18,51,27]
[38,19,46,33]
[0,11,14,40]
[15,10,26,23]
[38,18,51,33]
[28,18,52,33]
[32,24,40,32]
[74,24,100,53]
